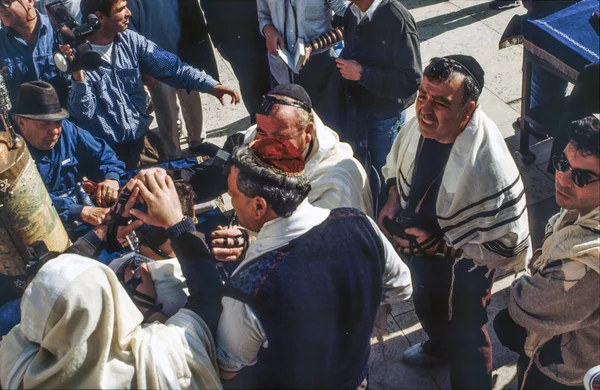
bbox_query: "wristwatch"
[166,216,196,239]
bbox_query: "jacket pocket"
[115,67,142,95]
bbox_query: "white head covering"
[0,254,222,389]
[108,256,190,317]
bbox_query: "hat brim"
[12,108,70,122]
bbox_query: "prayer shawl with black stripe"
[383,108,532,271]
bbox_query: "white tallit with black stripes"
[383,107,532,271]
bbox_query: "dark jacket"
[177,0,219,80]
[342,0,422,119]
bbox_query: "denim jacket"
[0,13,67,103]
[67,29,219,146]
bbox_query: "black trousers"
[493,309,585,390]
[409,256,495,390]
[219,38,271,124]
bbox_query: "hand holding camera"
[47,1,102,74]
[129,169,185,230]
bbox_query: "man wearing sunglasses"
[495,116,600,390]
[0,0,67,103]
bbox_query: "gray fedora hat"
[11,81,70,121]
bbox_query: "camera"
[46,1,102,72]
[383,214,417,240]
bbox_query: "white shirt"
[350,0,383,22]
[91,42,114,64]
[217,201,413,373]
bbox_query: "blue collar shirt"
[67,29,219,146]
[26,119,126,223]
[0,13,67,103]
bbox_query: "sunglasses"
[552,152,600,188]
[0,0,13,9]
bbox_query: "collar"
[6,11,48,41]
[232,200,330,276]
[350,0,384,22]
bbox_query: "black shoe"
[189,142,221,158]
[489,0,521,10]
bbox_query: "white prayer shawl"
[232,200,330,276]
[382,108,532,271]
[244,112,374,216]
[109,257,190,318]
[0,254,222,390]
[533,207,600,274]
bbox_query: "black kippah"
[445,55,485,91]
[268,84,313,110]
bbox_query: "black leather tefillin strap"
[105,187,134,252]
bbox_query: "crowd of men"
[0,0,598,389]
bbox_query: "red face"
[555,141,600,216]
[255,103,312,153]
[415,76,474,143]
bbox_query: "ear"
[304,122,314,144]
[253,196,269,220]
[460,100,476,127]
[95,10,105,22]
[14,116,25,128]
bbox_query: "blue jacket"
[67,29,219,146]
[26,120,126,223]
[0,13,67,103]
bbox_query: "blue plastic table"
[519,0,599,164]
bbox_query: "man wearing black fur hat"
[380,55,532,389]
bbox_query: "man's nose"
[48,127,61,136]
[556,169,574,188]
[420,99,433,113]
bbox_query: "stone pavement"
[168,1,563,388]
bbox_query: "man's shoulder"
[379,0,415,23]
[60,120,94,141]
[117,29,144,46]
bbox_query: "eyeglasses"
[552,152,600,188]
[0,0,14,9]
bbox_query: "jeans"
[530,64,569,134]
[0,298,21,338]
[367,111,406,177]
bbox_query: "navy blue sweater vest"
[223,208,386,389]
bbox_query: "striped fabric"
[383,108,532,271]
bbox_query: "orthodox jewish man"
[216,138,412,388]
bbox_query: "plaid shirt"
[68,29,218,146]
